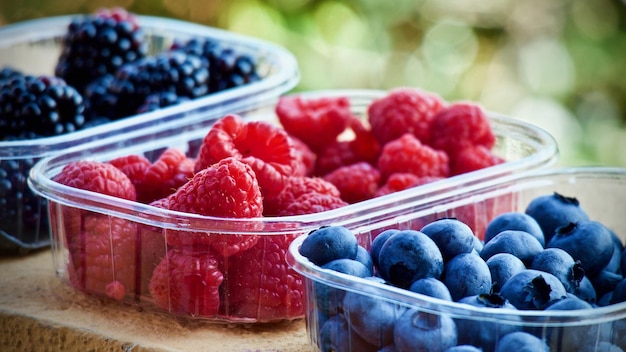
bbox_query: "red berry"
[264,176,340,216]
[450,145,505,176]
[323,162,380,204]
[149,247,224,317]
[194,114,299,197]
[224,233,304,321]
[141,148,195,203]
[368,88,445,145]
[290,135,317,177]
[108,154,151,191]
[66,215,138,301]
[167,157,263,256]
[375,173,444,197]
[54,160,136,201]
[377,133,449,181]
[278,192,348,216]
[314,141,361,177]
[276,95,352,153]
[429,102,496,158]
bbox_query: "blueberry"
[370,229,399,269]
[545,296,600,352]
[409,277,453,301]
[484,211,545,247]
[444,346,483,352]
[572,275,597,304]
[456,293,520,351]
[314,258,371,315]
[495,331,548,352]
[393,309,457,352]
[378,230,444,289]
[300,226,359,266]
[343,282,405,347]
[620,246,626,275]
[531,248,584,293]
[319,314,378,352]
[591,270,623,298]
[443,252,492,301]
[604,229,623,273]
[471,235,484,254]
[480,230,544,267]
[610,278,626,304]
[547,220,614,277]
[499,269,567,310]
[355,245,374,274]
[525,192,589,244]
[598,291,613,307]
[420,218,476,260]
[486,253,526,293]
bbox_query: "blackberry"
[0,75,87,140]
[172,38,261,93]
[55,8,148,93]
[136,91,190,114]
[105,50,209,119]
[0,67,23,83]
[82,73,116,122]
[0,158,49,253]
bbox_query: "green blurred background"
[1,0,626,167]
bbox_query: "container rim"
[286,166,626,326]
[28,89,558,235]
[0,14,300,158]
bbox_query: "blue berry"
[393,309,457,352]
[499,269,567,310]
[547,220,614,277]
[486,253,526,293]
[300,226,358,266]
[370,229,399,269]
[409,277,453,301]
[545,296,600,352]
[377,230,443,289]
[591,270,623,298]
[525,192,589,244]
[444,346,483,352]
[484,212,545,247]
[531,248,584,293]
[319,314,377,352]
[322,258,372,278]
[546,295,592,310]
[495,332,548,352]
[456,293,520,351]
[480,230,544,267]
[355,245,374,275]
[343,282,405,347]
[314,258,370,316]
[443,252,492,301]
[610,278,626,305]
[420,218,476,260]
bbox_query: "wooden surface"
[0,250,314,352]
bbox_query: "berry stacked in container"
[0,7,298,253]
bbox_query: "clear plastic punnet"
[28,89,557,323]
[0,14,299,253]
[287,167,626,351]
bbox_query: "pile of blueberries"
[298,192,626,352]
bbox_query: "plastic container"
[287,167,626,351]
[0,15,299,253]
[28,89,557,323]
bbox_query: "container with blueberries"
[288,167,626,352]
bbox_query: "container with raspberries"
[28,88,558,323]
[287,167,626,351]
[0,8,299,253]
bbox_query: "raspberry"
[375,173,444,197]
[377,133,449,181]
[290,135,317,177]
[149,247,224,317]
[278,192,348,216]
[450,145,505,176]
[429,102,496,158]
[54,160,136,201]
[141,148,195,203]
[224,233,304,321]
[167,157,263,256]
[323,162,380,204]
[313,116,381,177]
[276,95,352,153]
[108,154,151,190]
[367,88,445,145]
[194,114,299,197]
[66,215,138,301]
[263,176,341,216]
